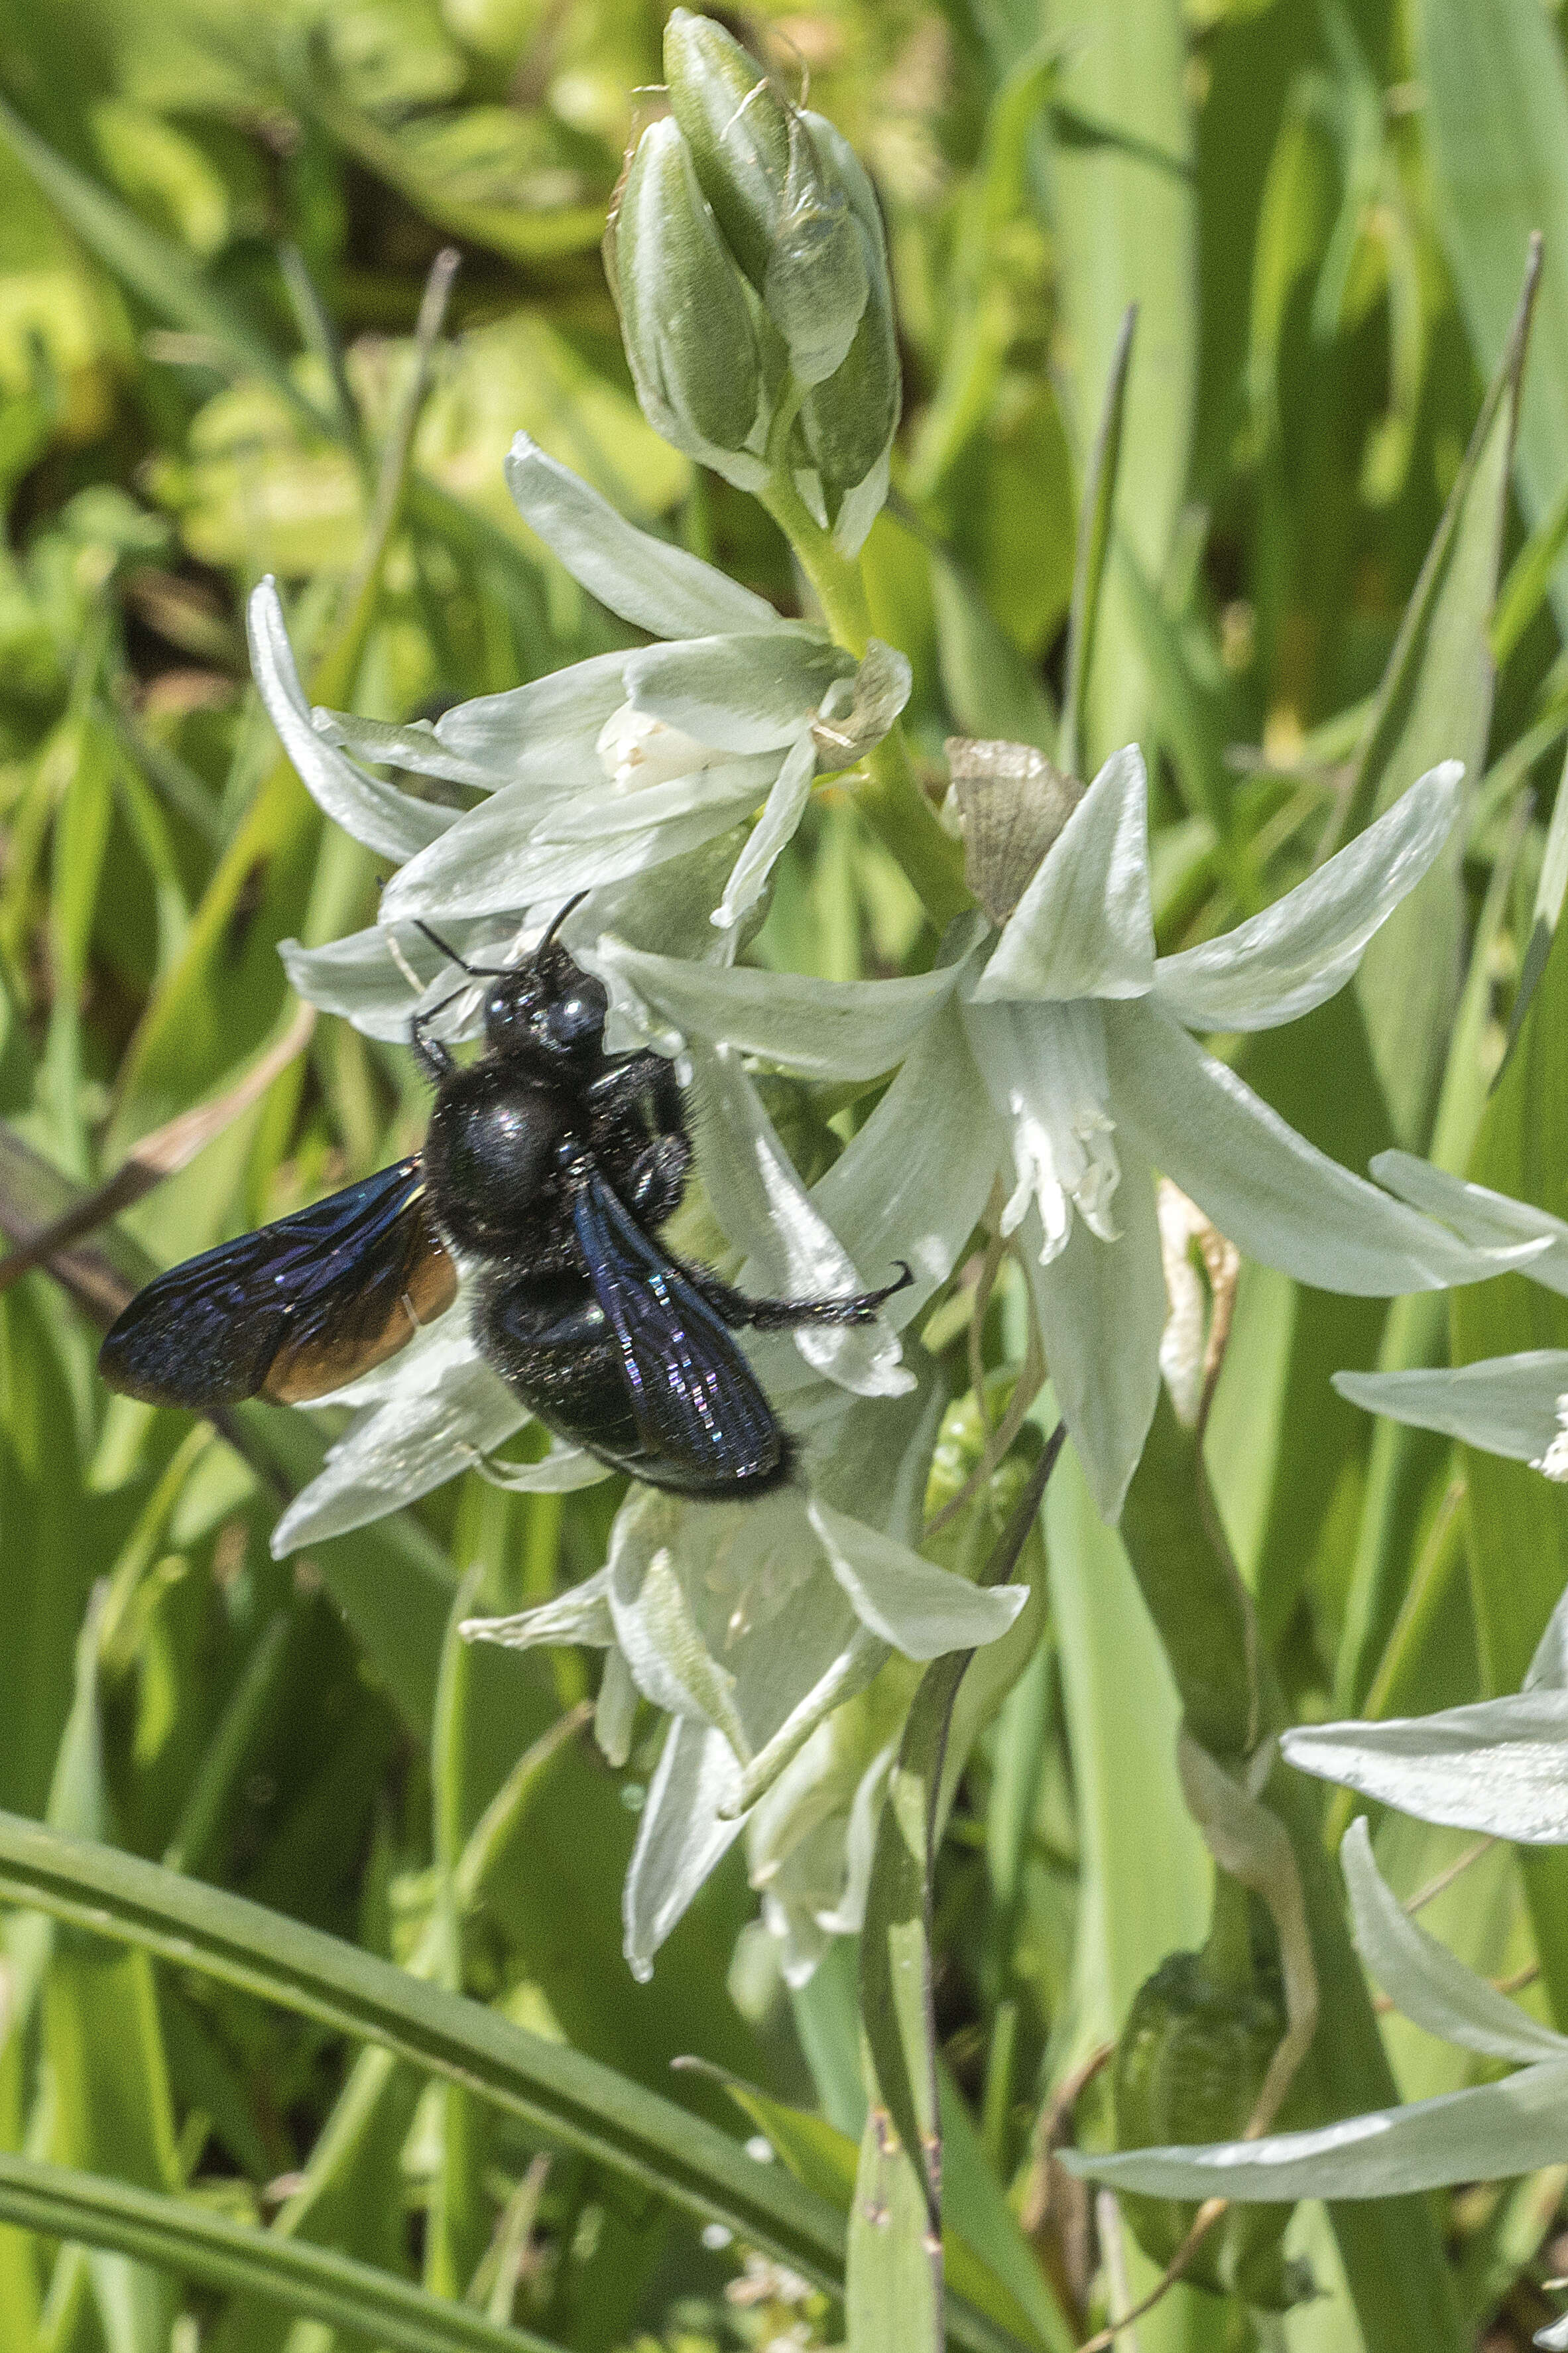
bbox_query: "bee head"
[483,950,608,1064]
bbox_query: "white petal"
[1022,1145,1166,1523]
[271,1350,528,1554]
[608,1541,752,1757]
[247,582,452,863]
[963,997,1120,1262]
[1105,998,1528,1295]
[622,1719,747,1982]
[1063,2055,1568,2203]
[1153,761,1464,1031]
[625,633,851,754]
[815,1742,896,1936]
[279,922,483,1043]
[1370,1151,1568,1296]
[689,1041,912,1397]
[542,758,774,844]
[505,433,779,640]
[971,744,1156,1003]
[1281,1691,1568,1842]
[1334,1355,1568,1472]
[715,731,818,930]
[1341,1818,1568,2064]
[433,650,629,791]
[1527,1588,1568,1692]
[807,1497,1028,1659]
[308,709,504,794]
[379,787,752,922]
[459,1569,615,1653]
[809,995,1005,1326]
[595,937,963,1080]
[595,706,726,792]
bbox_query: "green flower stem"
[1118,1393,1467,2353]
[760,472,972,932]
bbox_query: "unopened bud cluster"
[605,9,900,552]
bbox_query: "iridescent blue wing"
[571,1167,784,1488]
[99,1158,456,1408]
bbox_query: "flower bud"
[664,11,869,387]
[605,113,771,493]
[1111,1941,1309,2309]
[789,119,900,554]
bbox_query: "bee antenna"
[412,919,505,979]
[537,891,589,956]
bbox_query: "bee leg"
[675,1258,914,1330]
[410,1005,456,1084]
[627,1133,693,1225]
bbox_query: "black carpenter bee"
[99,903,910,1497]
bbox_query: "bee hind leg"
[676,1257,914,1331]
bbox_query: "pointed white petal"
[247,581,452,862]
[963,998,1120,1261]
[729,1628,886,1814]
[622,1719,747,1982]
[1341,1818,1568,2064]
[1153,761,1464,1031]
[808,997,1004,1333]
[1527,1588,1568,1692]
[279,921,495,1043]
[309,709,504,793]
[1106,999,1526,1294]
[972,745,1156,1003]
[1063,2055,1568,2202]
[808,1497,1028,1659]
[815,1742,896,1935]
[432,650,630,791]
[595,937,962,1080]
[505,433,778,639]
[379,789,751,922]
[715,731,818,930]
[459,1569,615,1653]
[625,634,851,754]
[1022,1146,1166,1523]
[1281,1691,1568,1841]
[1334,1355,1568,1474]
[689,1041,912,1397]
[271,1351,528,1554]
[542,757,774,843]
[1371,1151,1568,1295]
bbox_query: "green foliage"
[4,1,1568,2349]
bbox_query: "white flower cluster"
[249,421,1528,1983]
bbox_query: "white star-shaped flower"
[596,745,1536,1517]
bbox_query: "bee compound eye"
[546,978,609,1054]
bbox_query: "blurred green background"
[7,0,1568,2346]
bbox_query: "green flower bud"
[1111,1937,1311,2311]
[605,113,771,492]
[664,10,872,387]
[789,119,900,554]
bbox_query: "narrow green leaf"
[1038,0,1196,765]
[1453,871,1568,2023]
[1415,0,1568,628]
[0,2151,554,2353]
[1060,304,1134,780]
[854,1438,1061,2353]
[0,1810,1010,2353]
[1345,239,1539,1143]
[1117,1394,1469,2353]
[0,93,320,432]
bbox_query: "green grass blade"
[0,2152,554,2353]
[1415,0,1568,628]
[0,93,322,434]
[1060,304,1134,781]
[0,1811,848,2289]
[1343,238,1538,1143]
[0,1809,1020,2352]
